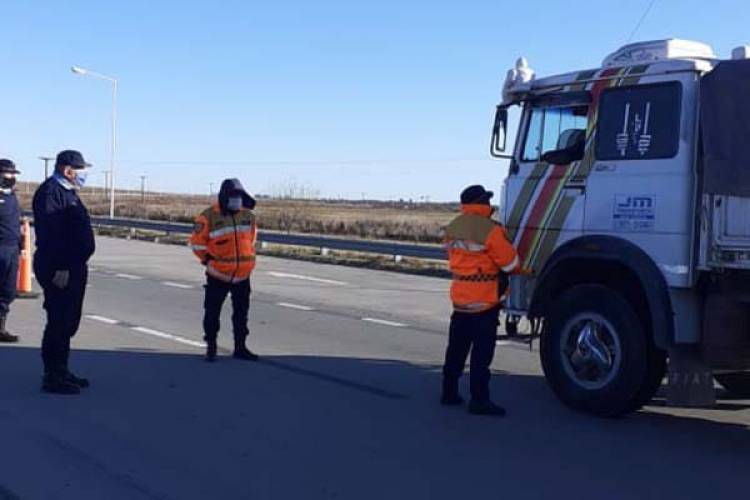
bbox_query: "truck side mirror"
[491,106,512,159]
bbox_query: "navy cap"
[55,150,90,169]
[0,159,20,175]
[460,184,494,205]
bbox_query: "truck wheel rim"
[560,313,622,390]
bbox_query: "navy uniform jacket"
[0,191,21,248]
[32,176,95,273]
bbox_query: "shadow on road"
[0,345,748,500]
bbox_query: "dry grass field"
[16,182,457,244]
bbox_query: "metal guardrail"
[85,215,447,260]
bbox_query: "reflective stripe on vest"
[209,224,254,239]
[445,239,485,253]
[206,265,249,283]
[453,302,496,313]
[452,273,500,283]
[212,255,256,263]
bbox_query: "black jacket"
[32,176,95,272]
[0,191,21,248]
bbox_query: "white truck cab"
[491,39,750,415]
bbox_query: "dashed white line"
[277,302,315,311]
[130,326,206,348]
[85,315,120,325]
[267,271,347,286]
[115,273,143,280]
[161,281,194,289]
[362,317,407,328]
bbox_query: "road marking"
[115,273,143,280]
[85,315,120,325]
[131,326,206,348]
[362,317,407,328]
[277,302,315,311]
[161,281,194,289]
[267,271,347,286]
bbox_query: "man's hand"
[52,270,70,289]
[515,266,534,276]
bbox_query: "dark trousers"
[0,245,18,316]
[203,275,251,344]
[36,266,88,376]
[442,306,500,403]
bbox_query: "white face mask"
[226,196,242,211]
[74,169,89,188]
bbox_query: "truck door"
[584,74,696,288]
[504,98,590,273]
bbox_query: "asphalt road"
[0,237,748,500]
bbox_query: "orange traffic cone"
[17,218,38,299]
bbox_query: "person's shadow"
[0,345,747,500]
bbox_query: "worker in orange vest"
[191,179,259,362]
[441,185,520,416]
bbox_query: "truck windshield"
[522,105,589,162]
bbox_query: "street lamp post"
[39,156,54,179]
[71,66,118,219]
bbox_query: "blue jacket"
[32,176,95,271]
[0,191,21,248]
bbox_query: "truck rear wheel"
[541,285,655,417]
[716,372,750,398]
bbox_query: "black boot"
[65,371,90,388]
[205,340,217,362]
[0,315,18,343]
[233,340,259,361]
[42,373,81,395]
[468,400,506,417]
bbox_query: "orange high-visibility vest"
[190,204,257,283]
[445,204,520,313]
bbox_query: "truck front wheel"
[541,285,653,417]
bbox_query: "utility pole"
[102,171,111,199]
[140,175,147,203]
[209,182,214,201]
[39,156,54,179]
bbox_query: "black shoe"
[233,346,259,361]
[206,342,217,362]
[0,331,18,343]
[42,375,81,395]
[468,400,506,417]
[66,372,90,388]
[440,393,465,406]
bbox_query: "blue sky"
[1,0,748,200]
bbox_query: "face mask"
[226,196,243,211]
[1,177,16,190]
[73,169,89,189]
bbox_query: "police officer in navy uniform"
[33,150,95,395]
[0,159,22,343]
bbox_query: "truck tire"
[541,285,652,417]
[715,372,750,398]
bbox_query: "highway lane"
[0,236,748,499]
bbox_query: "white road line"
[130,326,206,348]
[362,317,407,328]
[85,314,120,325]
[115,273,143,280]
[267,271,347,286]
[277,302,315,311]
[161,281,194,289]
